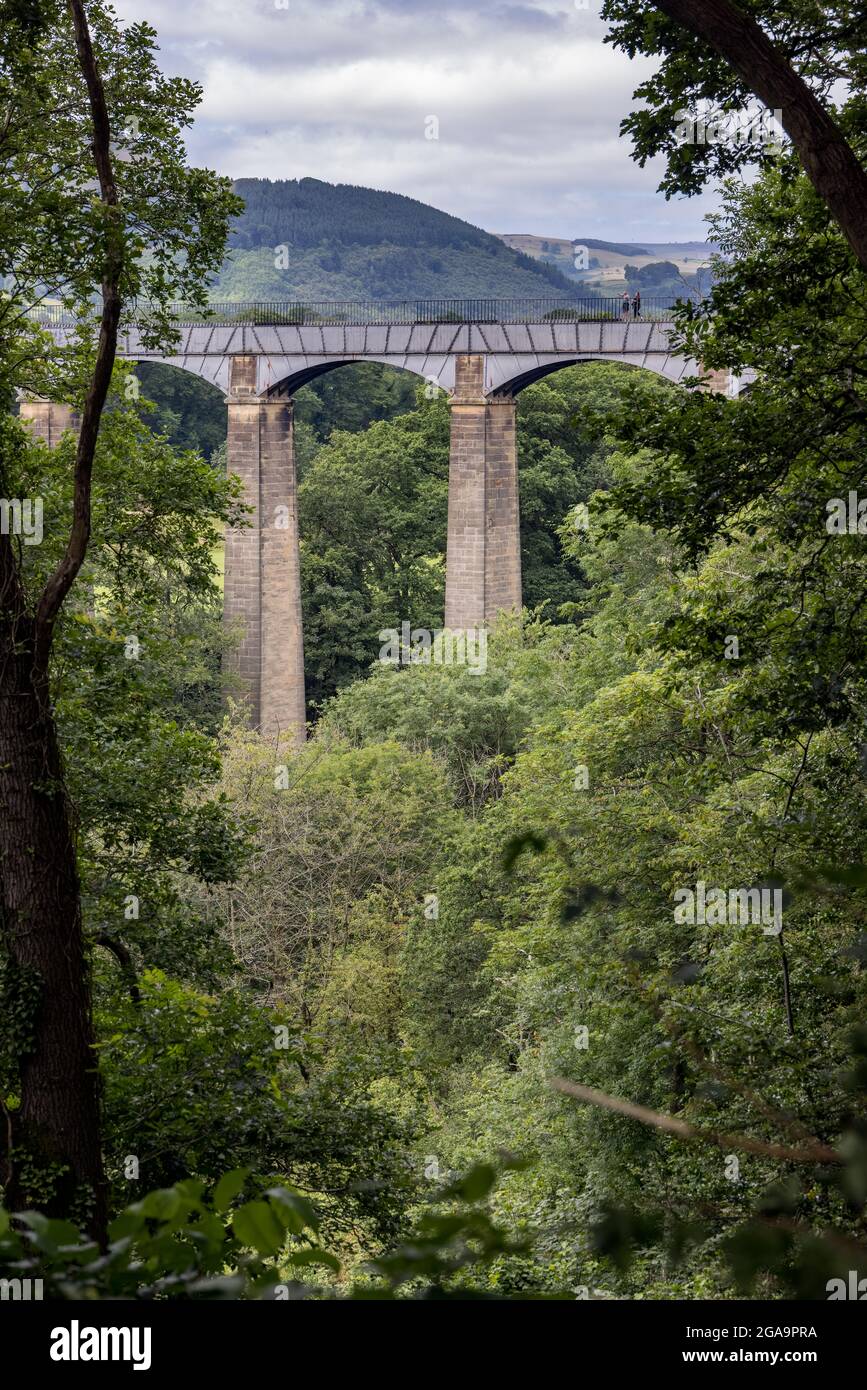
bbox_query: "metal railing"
[27,296,683,328]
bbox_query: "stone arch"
[120,352,230,394]
[262,357,429,399]
[486,352,697,398]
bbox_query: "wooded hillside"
[216,177,588,301]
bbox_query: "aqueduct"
[22,299,743,744]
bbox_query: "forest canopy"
[1,0,866,1314]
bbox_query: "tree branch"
[94,933,141,1006]
[650,0,867,271]
[549,1077,841,1165]
[33,0,123,680]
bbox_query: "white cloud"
[116,0,718,239]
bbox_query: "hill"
[213,178,588,303]
[494,232,715,292]
[497,234,651,259]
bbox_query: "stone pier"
[700,367,734,395]
[224,355,306,744]
[18,399,79,444]
[444,355,522,630]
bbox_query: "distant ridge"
[579,237,651,256]
[496,233,650,258]
[493,231,714,291]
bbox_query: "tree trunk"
[0,609,105,1233]
[0,0,122,1238]
[652,0,867,272]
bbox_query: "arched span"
[49,317,695,399]
[486,351,699,398]
[133,359,227,462]
[262,358,427,399]
[120,351,231,394]
[116,351,436,397]
[133,357,226,395]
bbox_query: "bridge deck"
[25,298,701,397]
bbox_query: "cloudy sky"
[117,0,718,242]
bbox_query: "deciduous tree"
[0,0,238,1230]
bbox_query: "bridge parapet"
[27,296,688,329]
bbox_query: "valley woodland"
[0,0,866,1301]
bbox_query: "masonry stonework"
[224,355,306,745]
[18,400,79,445]
[483,395,521,620]
[701,367,732,395]
[260,394,305,744]
[444,355,522,629]
[445,355,487,628]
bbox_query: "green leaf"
[286,1246,340,1272]
[265,1186,318,1235]
[443,1163,497,1203]
[185,1273,247,1299]
[213,1168,250,1213]
[17,1212,83,1255]
[233,1200,285,1257]
[141,1187,183,1222]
